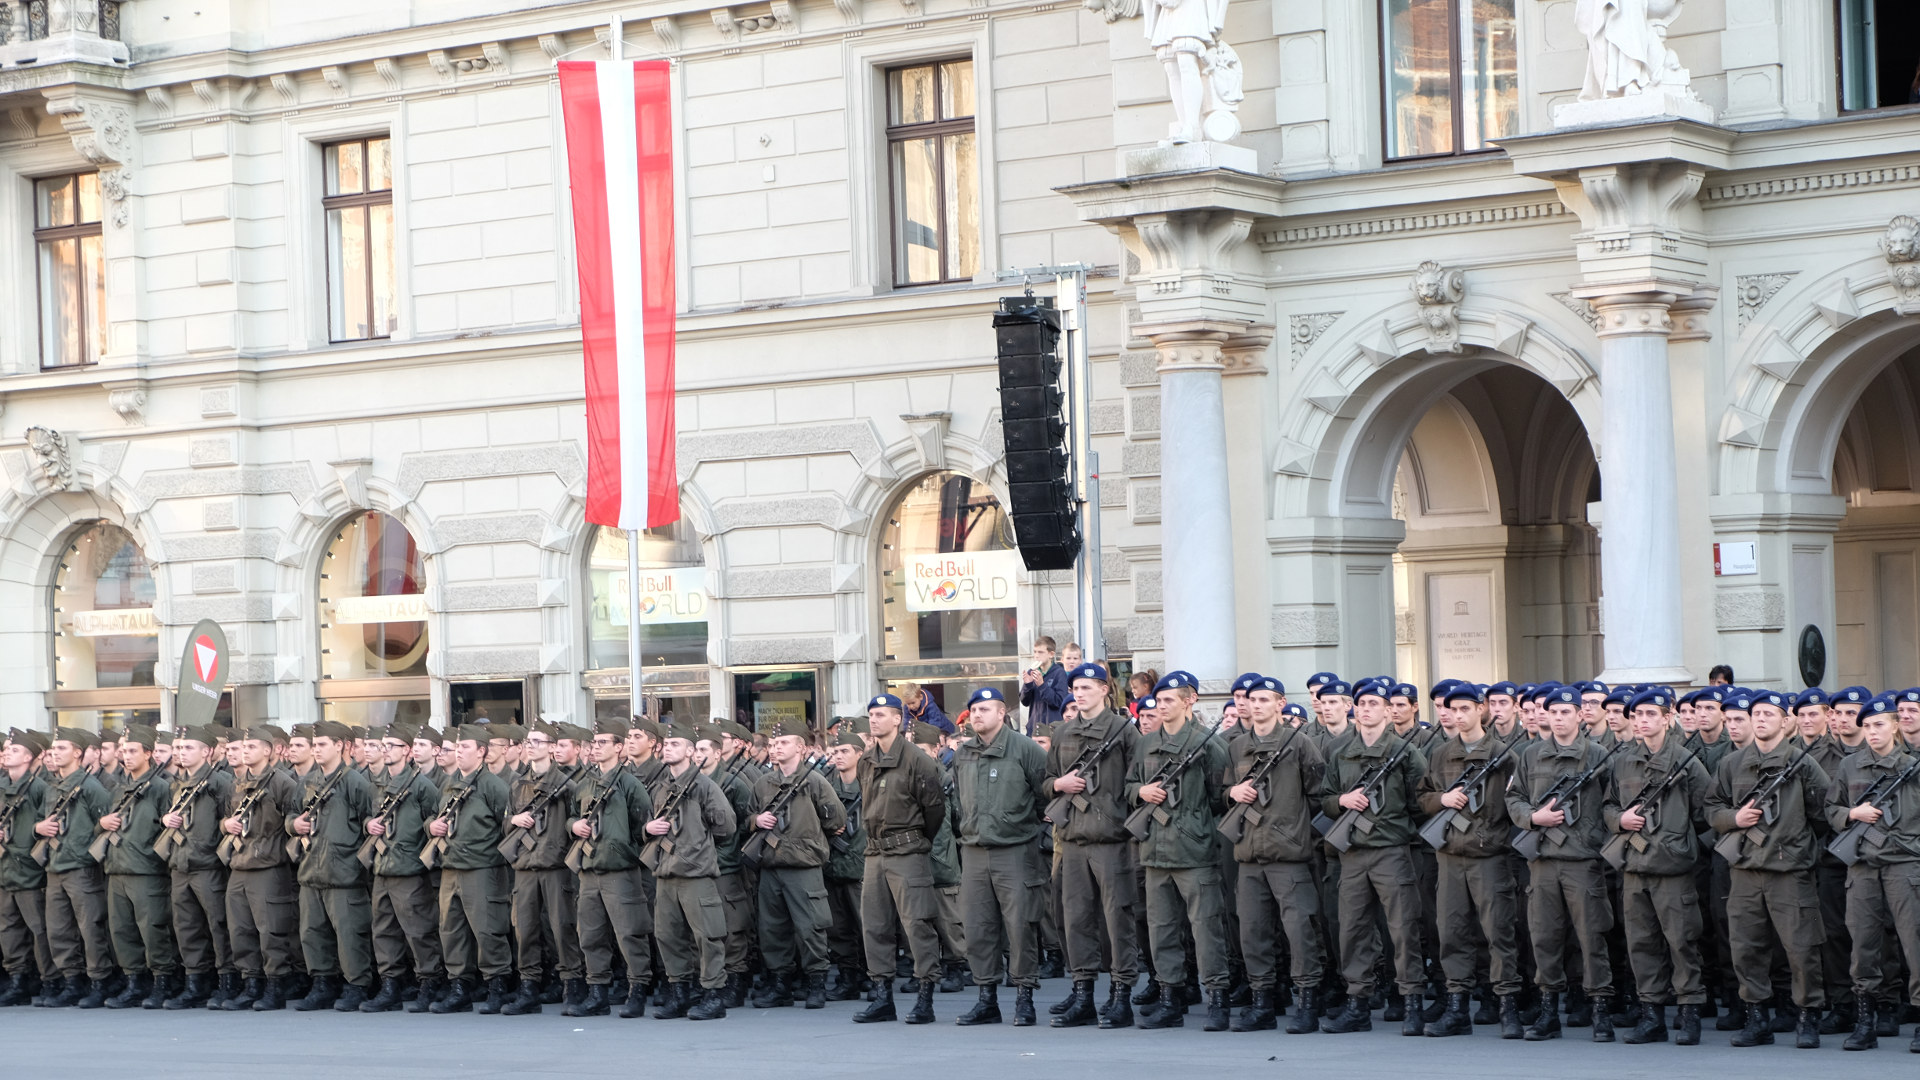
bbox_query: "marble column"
[1221,326,1275,677]
[1583,289,1692,684]
[1148,322,1240,685]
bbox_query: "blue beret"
[1836,686,1870,704]
[1353,681,1388,703]
[1068,663,1109,684]
[1444,684,1484,705]
[967,686,1006,707]
[1280,702,1309,719]
[1628,688,1671,711]
[1544,687,1578,706]
[1315,680,1352,699]
[1307,671,1340,688]
[1252,677,1284,695]
[1863,695,1896,716]
[1138,694,1160,711]
[1603,688,1633,707]
[1487,681,1519,698]
[868,694,903,712]
[1231,672,1265,692]
[1793,688,1829,709]
[1754,690,1791,711]
[1430,678,1458,700]
[1154,671,1197,693]
[1901,688,1920,703]
[1390,683,1419,702]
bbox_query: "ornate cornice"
[1257,200,1569,248]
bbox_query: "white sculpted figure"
[1144,0,1242,145]
[1574,0,1693,101]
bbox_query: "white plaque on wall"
[1427,572,1496,684]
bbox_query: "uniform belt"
[877,828,925,853]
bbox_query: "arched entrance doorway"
[1831,342,1920,690]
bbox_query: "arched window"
[318,511,431,726]
[585,521,709,724]
[50,522,161,731]
[876,472,1021,717]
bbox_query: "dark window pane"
[941,60,975,119]
[1385,0,1455,158]
[1459,0,1517,151]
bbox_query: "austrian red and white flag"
[558,60,679,530]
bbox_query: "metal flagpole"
[612,17,641,721]
[1057,266,1099,661]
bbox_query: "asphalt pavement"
[3,981,1912,1080]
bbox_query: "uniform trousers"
[861,851,942,982]
[577,866,652,986]
[1336,845,1423,997]
[1436,851,1522,995]
[960,840,1044,988]
[370,873,442,979]
[654,875,727,990]
[225,865,297,979]
[1058,840,1139,985]
[46,866,113,981]
[510,867,582,981]
[1846,860,1920,1006]
[757,865,831,976]
[1238,860,1322,991]
[1621,870,1705,1004]
[0,886,51,978]
[169,869,229,976]
[1144,863,1230,991]
[438,865,512,982]
[298,884,372,986]
[1526,857,1613,996]
[106,873,177,976]
[1726,866,1826,1008]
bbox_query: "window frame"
[320,135,396,344]
[1377,0,1515,163]
[1834,0,1920,114]
[884,58,978,289]
[32,171,105,370]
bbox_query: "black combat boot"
[0,971,36,1008]
[653,981,692,1019]
[956,984,1000,1025]
[1050,980,1077,1016]
[1038,948,1064,980]
[1499,994,1523,1039]
[501,977,543,1015]
[1716,998,1747,1031]
[1382,990,1406,1023]
[1610,985,1641,1027]
[805,971,827,1010]
[540,977,566,1005]
[47,975,87,1008]
[209,972,236,1009]
[403,976,441,1013]
[1426,991,1472,1037]
[333,981,369,1012]
[164,972,208,1010]
[1910,1026,1920,1053]
[292,974,338,1012]
[751,970,792,1008]
[1013,987,1036,1026]
[1523,991,1561,1041]
[1320,995,1372,1033]
[1844,996,1877,1051]
[904,982,936,1025]
[826,967,864,1002]
[1052,979,1096,1028]
[1591,996,1616,1042]
[565,981,611,1017]
[105,971,149,1009]
[1796,1007,1821,1049]
[1202,989,1230,1032]
[1472,986,1498,1025]
[721,971,748,1009]
[616,979,649,1018]
[1097,979,1126,1022]
[360,976,404,1013]
[1100,981,1134,1029]
[143,972,177,1009]
[686,986,727,1020]
[429,977,473,1014]
[1878,999,1901,1038]
[1675,1003,1701,1045]
[78,975,110,1008]
[1138,994,1185,1029]
[1133,977,1162,1007]
[251,976,286,1012]
[1624,1003,1668,1043]
[1823,999,1854,1035]
[1231,988,1277,1032]
[1564,985,1591,1027]
[939,960,967,994]
[222,976,260,1011]
[475,975,509,1015]
[1730,1002,1773,1046]
[1771,991,1797,1033]
[1401,993,1426,1036]
[562,978,586,1009]
[853,978,896,1023]
[1285,986,1319,1034]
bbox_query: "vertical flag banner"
[558,60,680,530]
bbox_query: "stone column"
[1580,289,1690,684]
[1220,326,1274,677]
[1145,322,1239,685]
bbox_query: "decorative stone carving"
[1288,311,1342,366]
[1410,261,1466,353]
[1142,0,1241,146]
[374,58,403,93]
[145,86,173,119]
[1221,323,1273,376]
[191,79,219,110]
[42,91,134,227]
[1083,0,1141,22]
[652,17,682,51]
[711,8,739,42]
[25,426,73,493]
[831,0,860,26]
[1558,0,1712,126]
[1552,291,1602,330]
[1734,272,1794,332]
[107,386,147,427]
[1883,215,1920,315]
[899,412,950,471]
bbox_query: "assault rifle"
[1313,733,1418,853]
[563,772,615,874]
[356,766,418,869]
[0,783,36,848]
[215,774,276,867]
[830,790,862,855]
[1215,723,1307,844]
[419,779,478,871]
[1513,739,1631,861]
[153,767,216,861]
[88,764,167,863]
[1713,749,1812,862]
[497,771,570,861]
[1418,733,1524,850]
[1122,722,1221,842]
[1829,753,1920,866]
[285,764,352,862]
[638,772,696,873]
[31,774,94,867]
[739,770,810,871]
[1600,745,1704,869]
[1045,720,1132,828]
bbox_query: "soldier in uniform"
[1605,688,1713,1046]
[853,693,948,1025]
[641,719,736,1021]
[425,724,513,1015]
[1416,684,1524,1039]
[157,725,233,1010]
[1127,676,1232,1031]
[97,725,177,1009]
[1708,689,1832,1048]
[1825,695,1920,1051]
[822,730,868,1000]
[1224,676,1327,1034]
[287,721,375,1012]
[36,728,115,1008]
[564,717,655,1019]
[914,720,968,994]
[360,721,445,1013]
[745,717,846,1010]
[501,720,583,1015]
[0,729,50,1006]
[1046,663,1141,1030]
[950,686,1050,1027]
[216,726,303,1011]
[695,720,758,1009]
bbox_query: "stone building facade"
[1,0,1918,731]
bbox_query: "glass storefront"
[317,511,431,725]
[733,667,823,733]
[49,522,163,730]
[451,679,527,726]
[586,523,709,669]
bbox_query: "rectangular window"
[1383,0,1518,160]
[34,173,106,369]
[887,59,978,287]
[1839,0,1920,112]
[323,136,396,343]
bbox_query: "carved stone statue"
[1573,0,1691,101]
[1411,261,1466,354]
[25,426,73,493]
[1142,0,1242,145]
[1885,215,1920,315]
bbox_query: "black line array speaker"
[994,295,1080,572]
